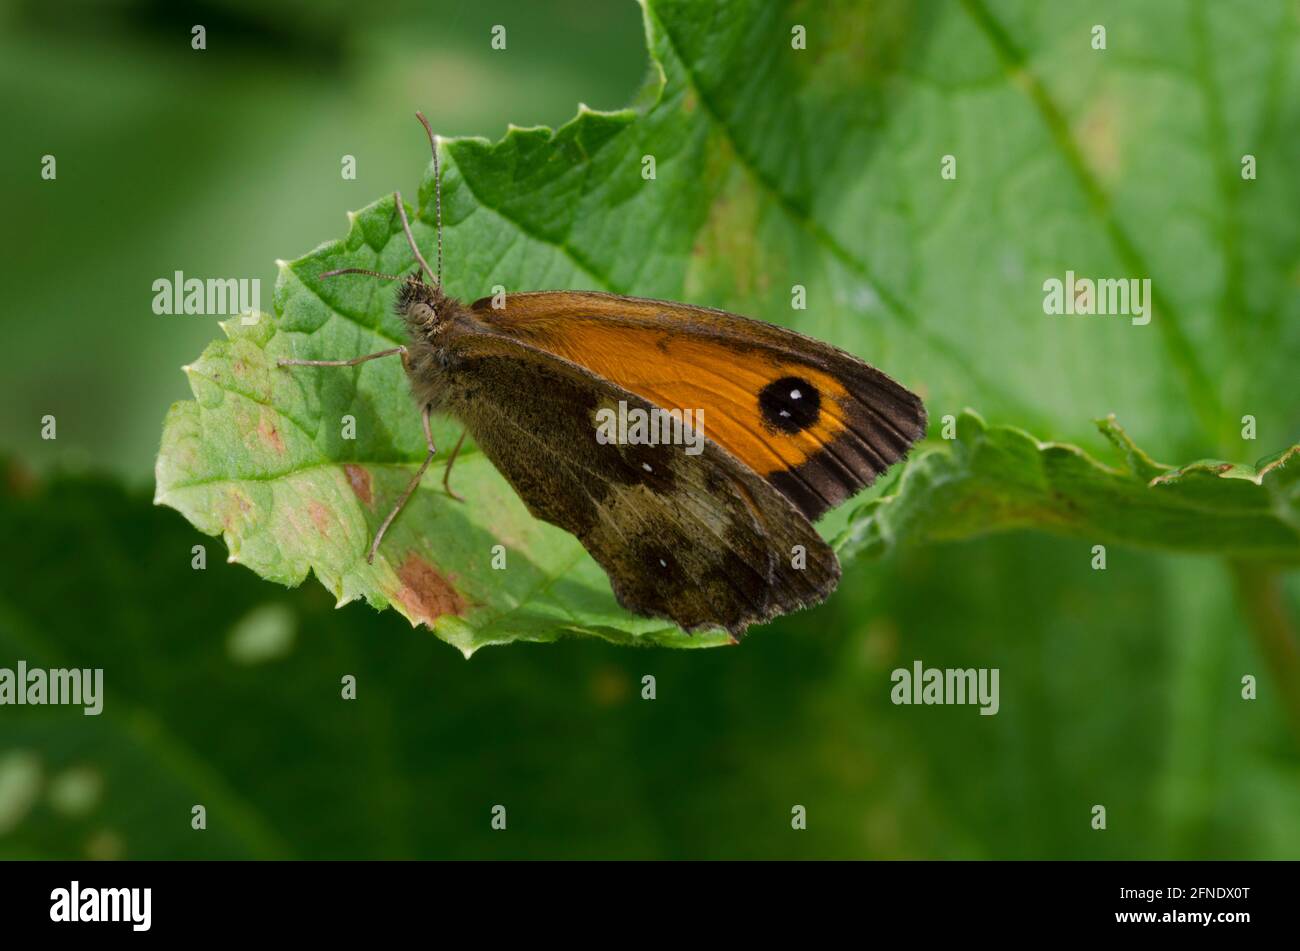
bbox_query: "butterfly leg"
[277,346,407,368]
[367,402,437,565]
[441,430,467,503]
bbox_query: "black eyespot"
[759,376,820,434]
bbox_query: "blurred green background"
[2,0,650,478]
[1,0,1298,859]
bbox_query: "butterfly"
[280,113,926,639]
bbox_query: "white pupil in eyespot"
[642,463,653,472]
[790,389,802,399]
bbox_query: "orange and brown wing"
[469,290,927,520]
[432,329,841,636]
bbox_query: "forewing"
[470,291,927,520]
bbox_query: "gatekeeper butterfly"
[280,114,926,638]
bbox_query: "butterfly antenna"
[320,267,404,281]
[392,190,436,284]
[415,110,443,288]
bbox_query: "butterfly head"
[395,272,457,336]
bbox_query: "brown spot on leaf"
[308,501,331,535]
[222,489,252,530]
[394,553,465,627]
[1075,95,1122,184]
[685,175,761,299]
[258,414,285,454]
[344,464,372,506]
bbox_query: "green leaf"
[840,410,1300,563]
[156,0,1300,651]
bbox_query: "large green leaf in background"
[156,0,1300,651]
